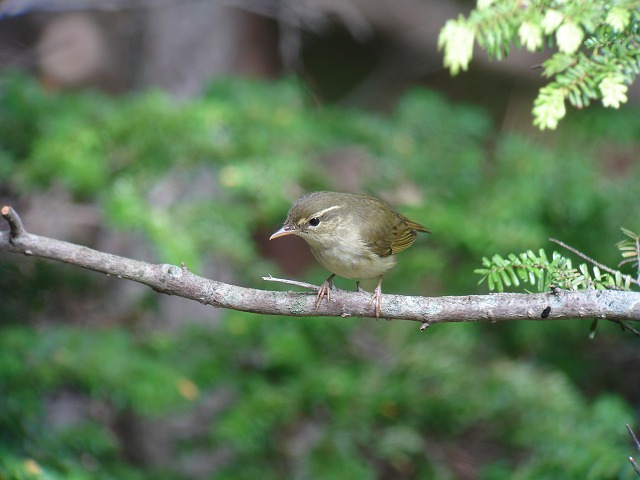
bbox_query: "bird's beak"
[269,225,296,240]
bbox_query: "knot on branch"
[1,205,26,242]
[161,264,185,278]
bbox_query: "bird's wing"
[369,213,430,257]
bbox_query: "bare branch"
[1,205,25,240]
[630,457,640,478]
[2,206,640,324]
[627,424,640,477]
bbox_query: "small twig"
[549,238,640,287]
[627,424,640,476]
[1,205,25,240]
[635,235,639,279]
[608,319,640,337]
[628,424,640,452]
[262,275,321,291]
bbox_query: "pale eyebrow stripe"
[298,205,342,225]
[312,205,342,217]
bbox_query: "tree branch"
[2,205,640,326]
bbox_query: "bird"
[269,191,429,318]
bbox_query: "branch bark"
[2,205,640,326]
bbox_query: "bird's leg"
[316,274,336,308]
[368,275,384,319]
[355,281,366,293]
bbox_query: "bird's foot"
[368,276,384,319]
[316,274,336,308]
[368,289,382,319]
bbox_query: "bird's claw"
[368,283,383,319]
[315,274,335,308]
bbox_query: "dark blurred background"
[1,1,639,479]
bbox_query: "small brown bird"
[270,191,430,318]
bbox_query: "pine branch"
[438,0,640,129]
[2,206,640,326]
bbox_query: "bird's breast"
[306,238,396,280]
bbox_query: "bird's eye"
[308,217,321,227]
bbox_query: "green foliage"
[438,0,640,129]
[476,250,632,293]
[161,317,632,479]
[476,229,640,292]
[1,74,640,478]
[0,73,493,279]
[617,227,640,273]
[0,326,189,479]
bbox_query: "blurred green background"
[1,2,639,479]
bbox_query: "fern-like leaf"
[476,248,633,293]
